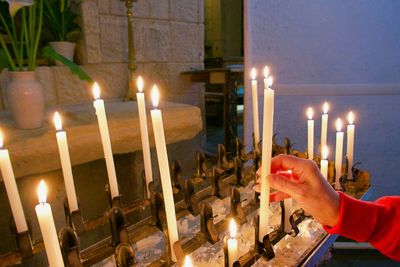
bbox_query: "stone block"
[97,0,110,14]
[198,0,204,23]
[84,33,102,64]
[149,0,169,19]
[84,63,129,99]
[170,22,203,62]
[100,16,128,62]
[81,1,100,34]
[170,0,198,22]
[142,63,170,97]
[36,67,57,105]
[54,66,90,104]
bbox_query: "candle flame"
[137,76,144,93]
[348,111,354,124]
[183,255,193,267]
[336,118,343,132]
[92,82,101,99]
[322,145,328,160]
[323,102,329,114]
[151,85,159,108]
[251,68,257,80]
[263,66,270,78]
[53,112,62,131]
[229,218,237,239]
[0,130,3,148]
[267,76,273,88]
[38,180,47,204]
[307,107,313,120]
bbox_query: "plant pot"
[6,71,45,129]
[49,41,76,66]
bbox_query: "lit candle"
[251,68,260,149]
[183,255,193,267]
[35,180,65,267]
[259,73,274,241]
[228,218,238,266]
[307,107,314,160]
[335,119,344,190]
[53,112,79,212]
[0,131,28,233]
[321,102,329,153]
[346,111,355,179]
[92,82,119,198]
[150,86,179,261]
[136,77,153,196]
[320,145,329,180]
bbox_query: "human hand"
[254,154,340,227]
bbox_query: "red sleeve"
[323,192,400,261]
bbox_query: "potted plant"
[43,0,80,65]
[0,0,45,129]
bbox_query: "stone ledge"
[0,100,203,178]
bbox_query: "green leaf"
[0,48,10,70]
[42,45,93,82]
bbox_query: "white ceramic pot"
[49,41,76,66]
[6,71,45,129]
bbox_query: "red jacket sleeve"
[323,192,400,261]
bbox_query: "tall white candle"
[136,77,153,197]
[150,86,179,262]
[335,119,344,190]
[228,218,238,266]
[259,74,274,241]
[0,132,28,233]
[307,107,314,160]
[346,111,355,180]
[35,180,65,267]
[321,145,329,180]
[92,82,119,198]
[53,112,79,212]
[320,102,329,153]
[251,68,260,149]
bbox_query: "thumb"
[268,174,305,200]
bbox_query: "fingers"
[270,191,291,202]
[268,173,305,200]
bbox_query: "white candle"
[0,132,28,233]
[35,180,65,267]
[183,255,193,267]
[136,77,153,197]
[321,102,329,153]
[346,111,355,179]
[335,119,344,190]
[251,68,260,149]
[307,107,314,160]
[150,86,179,262]
[228,218,238,266]
[53,112,79,212]
[259,74,274,241]
[321,145,329,180]
[92,82,119,198]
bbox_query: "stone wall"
[0,0,205,109]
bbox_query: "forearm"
[323,192,400,261]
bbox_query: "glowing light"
[0,131,3,148]
[322,145,328,160]
[137,76,144,93]
[229,218,237,239]
[336,118,343,132]
[348,111,354,125]
[92,82,101,99]
[267,76,273,88]
[323,102,329,114]
[307,107,313,120]
[251,68,257,80]
[38,180,48,204]
[151,85,160,108]
[183,255,193,267]
[263,66,270,78]
[53,112,62,131]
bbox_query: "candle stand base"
[200,202,219,244]
[234,156,245,186]
[211,167,224,199]
[108,206,130,247]
[71,210,85,234]
[184,178,200,215]
[16,230,33,258]
[194,151,208,183]
[105,184,122,208]
[217,144,231,170]
[172,240,185,263]
[59,227,83,267]
[230,187,246,225]
[115,242,136,267]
